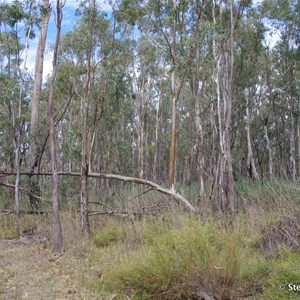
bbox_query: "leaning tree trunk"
[28,0,51,208]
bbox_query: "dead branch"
[0,182,51,204]
[0,171,195,212]
[1,210,48,215]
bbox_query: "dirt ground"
[0,239,98,300]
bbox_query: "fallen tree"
[0,171,195,212]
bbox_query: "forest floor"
[0,239,97,300]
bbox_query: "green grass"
[2,179,300,299]
[263,249,300,299]
[92,219,124,247]
[0,215,19,239]
[89,216,269,299]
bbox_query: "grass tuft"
[102,217,268,299]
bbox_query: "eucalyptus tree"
[233,5,266,180]
[113,0,192,191]
[0,0,36,219]
[263,0,300,180]
[28,0,51,207]
[47,0,64,253]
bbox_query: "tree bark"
[169,0,178,191]
[222,0,236,214]
[81,0,96,236]
[245,97,259,180]
[48,0,64,253]
[28,0,51,207]
[289,112,296,181]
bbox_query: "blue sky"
[4,0,279,80]
[4,0,112,79]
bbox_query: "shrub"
[103,217,268,299]
[263,249,300,299]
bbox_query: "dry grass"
[1,179,300,299]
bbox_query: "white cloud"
[20,37,53,82]
[64,0,112,12]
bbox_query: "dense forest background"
[0,0,299,247]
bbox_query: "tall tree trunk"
[169,0,177,191]
[212,0,224,211]
[262,50,274,178]
[13,23,32,225]
[222,0,236,214]
[28,0,51,207]
[48,0,63,253]
[81,0,95,236]
[153,89,162,182]
[191,75,206,204]
[213,0,236,214]
[169,69,176,191]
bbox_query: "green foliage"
[0,215,19,239]
[102,217,269,299]
[93,220,124,247]
[263,249,300,299]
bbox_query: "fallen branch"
[90,172,195,212]
[0,210,48,215]
[0,171,195,212]
[0,182,51,204]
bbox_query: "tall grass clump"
[0,215,19,239]
[102,216,268,299]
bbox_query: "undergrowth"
[88,216,269,299]
[1,179,300,299]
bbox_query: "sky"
[25,0,112,79]
[3,0,280,81]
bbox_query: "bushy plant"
[103,217,269,299]
[263,249,300,300]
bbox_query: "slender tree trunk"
[28,0,51,207]
[81,0,95,236]
[169,69,176,191]
[169,0,177,191]
[191,77,206,204]
[153,90,162,182]
[212,0,224,211]
[222,0,235,214]
[263,50,274,178]
[213,0,236,214]
[264,121,273,178]
[289,112,296,181]
[245,98,259,180]
[12,19,33,227]
[138,108,144,179]
[48,0,64,253]
[297,120,300,176]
